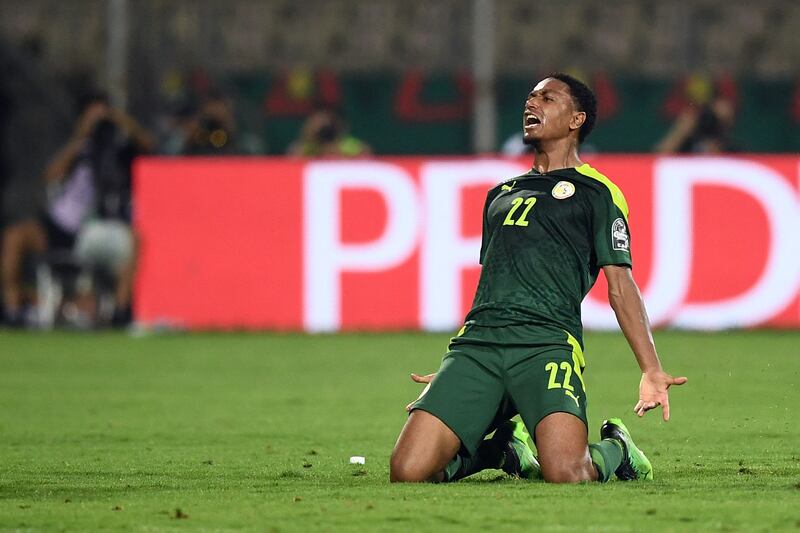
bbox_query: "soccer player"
[390,74,687,484]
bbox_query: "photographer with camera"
[655,91,737,154]
[39,91,154,327]
[288,106,371,158]
[179,90,240,156]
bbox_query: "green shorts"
[411,324,588,457]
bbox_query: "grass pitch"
[0,329,798,531]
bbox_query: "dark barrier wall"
[227,73,800,155]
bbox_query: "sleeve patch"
[612,218,630,251]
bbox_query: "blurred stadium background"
[1,0,798,331]
[3,0,800,156]
[1,1,799,530]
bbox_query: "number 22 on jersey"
[503,197,537,227]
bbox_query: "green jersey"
[464,163,632,346]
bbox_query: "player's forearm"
[605,268,662,373]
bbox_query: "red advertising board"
[133,156,800,331]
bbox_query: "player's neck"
[531,140,582,173]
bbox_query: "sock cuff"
[588,444,609,482]
[442,455,463,482]
[604,437,624,454]
[589,439,623,483]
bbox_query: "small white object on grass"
[349,456,366,465]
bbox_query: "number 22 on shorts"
[545,361,581,407]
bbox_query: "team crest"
[551,181,575,199]
[612,218,630,251]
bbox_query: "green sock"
[443,439,505,482]
[589,439,624,482]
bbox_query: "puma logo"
[565,390,581,408]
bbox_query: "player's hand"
[635,370,688,421]
[405,372,436,412]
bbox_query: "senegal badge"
[551,181,575,199]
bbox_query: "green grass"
[0,330,798,531]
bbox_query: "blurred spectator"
[40,91,154,327]
[1,219,46,327]
[287,107,371,157]
[0,35,73,326]
[656,93,737,154]
[179,90,240,155]
[159,102,198,156]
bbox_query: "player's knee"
[389,452,429,483]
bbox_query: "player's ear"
[570,111,586,132]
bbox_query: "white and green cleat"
[493,420,542,480]
[600,417,654,481]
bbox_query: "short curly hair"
[549,73,597,144]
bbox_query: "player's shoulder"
[571,164,629,219]
[571,164,624,196]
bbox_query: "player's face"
[522,78,583,144]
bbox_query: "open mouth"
[524,115,541,127]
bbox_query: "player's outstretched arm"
[405,373,436,412]
[603,265,688,421]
